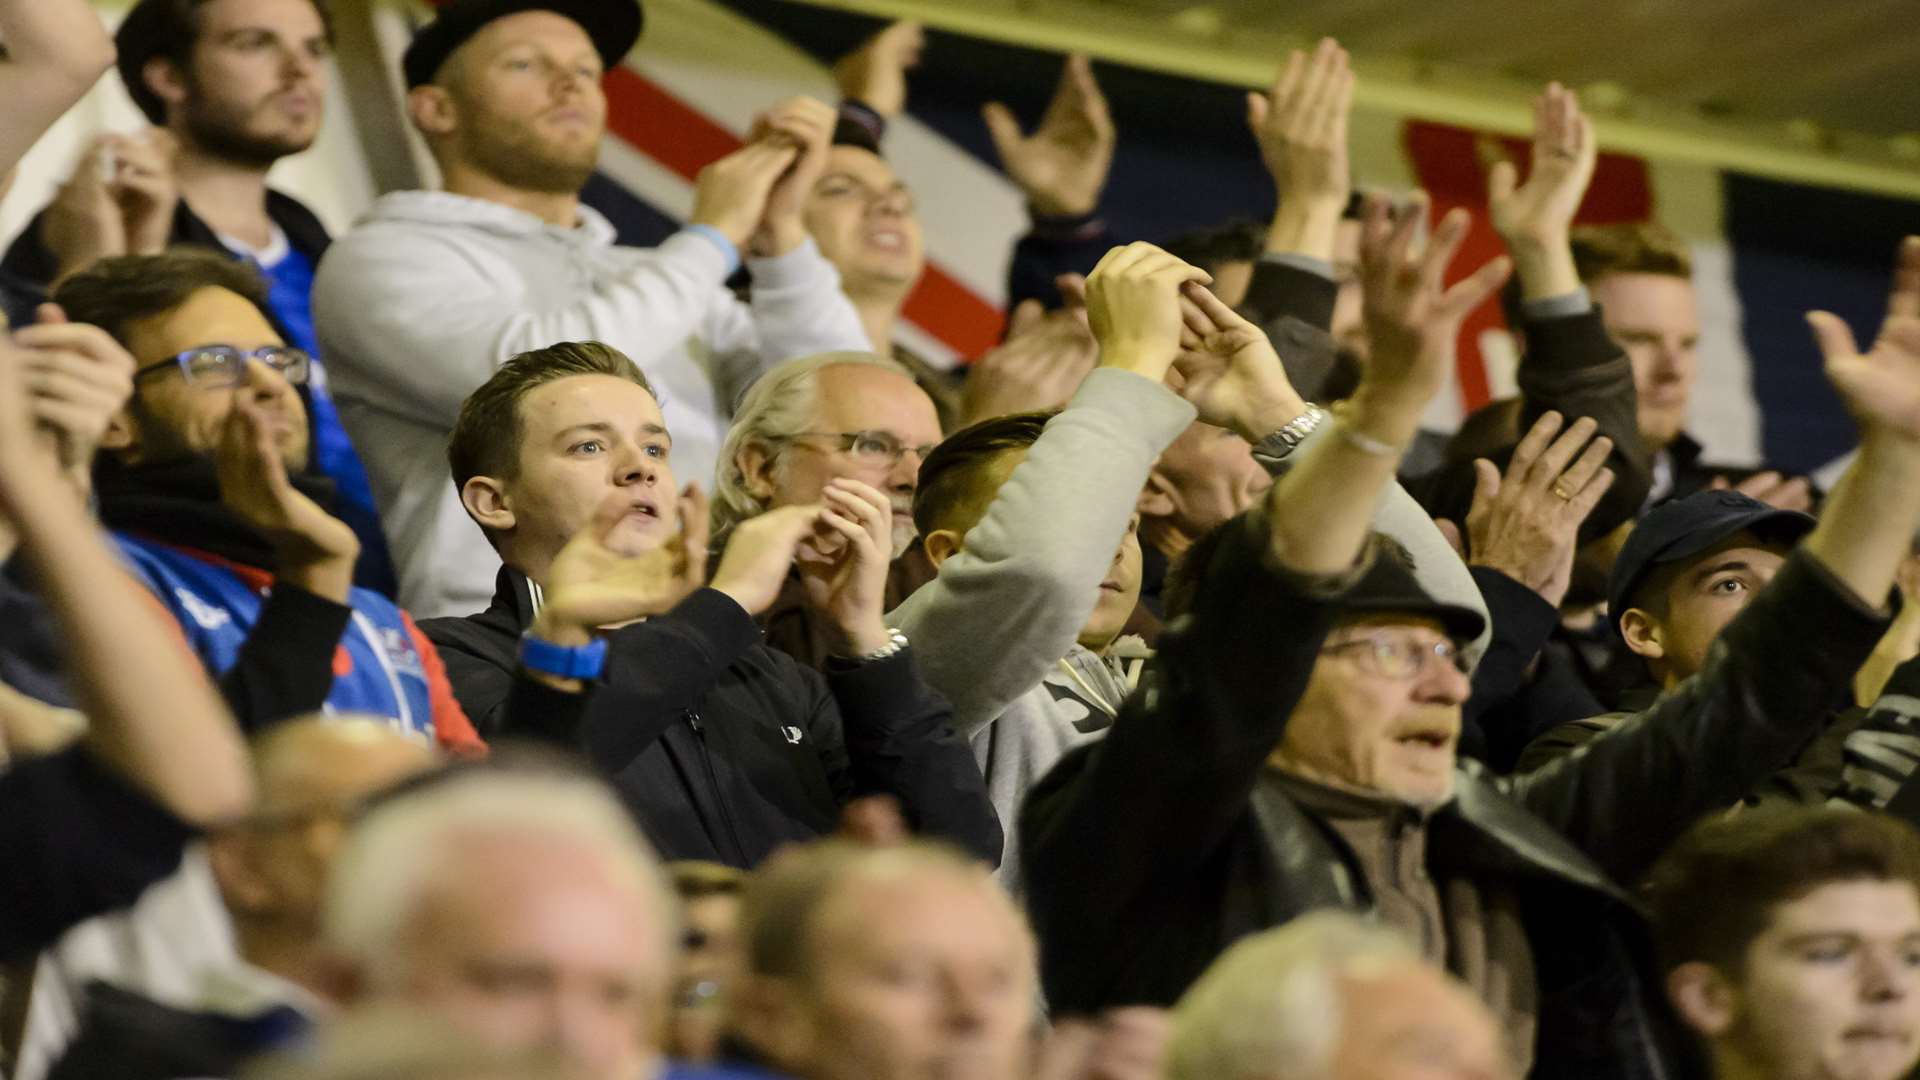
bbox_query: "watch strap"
[518,631,608,680]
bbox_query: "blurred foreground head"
[1649,807,1920,1080]
[731,839,1037,1080]
[321,767,677,1080]
[1166,910,1513,1080]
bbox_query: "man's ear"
[142,56,190,121]
[922,528,963,570]
[1138,469,1176,520]
[736,440,780,502]
[406,84,459,139]
[728,974,813,1072]
[1666,961,1738,1038]
[1619,607,1667,661]
[100,408,140,461]
[205,833,275,916]
[461,476,515,534]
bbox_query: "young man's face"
[113,285,310,470]
[752,364,940,558]
[1622,532,1791,688]
[771,869,1036,1080]
[172,0,330,165]
[436,11,607,195]
[1273,614,1471,809]
[1704,880,1920,1080]
[803,147,925,300]
[1589,271,1700,452]
[1079,515,1143,654]
[391,834,671,1080]
[496,374,678,573]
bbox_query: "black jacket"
[1021,510,1887,1080]
[1,749,194,962]
[420,568,1002,868]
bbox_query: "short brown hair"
[1646,807,1920,975]
[116,0,335,125]
[739,839,1011,982]
[1570,221,1693,284]
[910,411,1053,539]
[52,248,273,348]
[446,341,655,495]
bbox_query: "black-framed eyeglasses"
[133,345,311,388]
[1321,632,1469,680]
[789,430,937,467]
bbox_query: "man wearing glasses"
[49,249,483,754]
[713,351,942,669]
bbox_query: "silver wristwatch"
[852,627,910,664]
[1259,404,1330,459]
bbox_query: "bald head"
[736,841,1037,1080]
[249,715,438,818]
[210,717,437,932]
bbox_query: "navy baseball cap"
[1339,550,1487,643]
[403,0,643,89]
[1606,490,1815,636]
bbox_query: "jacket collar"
[487,563,540,632]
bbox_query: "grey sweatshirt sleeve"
[704,238,874,410]
[887,369,1197,739]
[1252,422,1494,664]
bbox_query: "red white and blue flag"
[394,0,1920,481]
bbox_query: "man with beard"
[313,0,868,620]
[50,249,484,755]
[0,0,393,595]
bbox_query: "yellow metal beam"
[787,0,1920,201]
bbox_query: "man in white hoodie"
[311,0,868,618]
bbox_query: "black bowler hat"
[1338,551,1487,643]
[402,0,644,89]
[1606,490,1815,637]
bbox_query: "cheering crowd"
[5,0,1920,1078]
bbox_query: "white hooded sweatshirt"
[312,191,868,618]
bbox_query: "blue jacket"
[114,534,480,753]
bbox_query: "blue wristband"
[518,631,608,680]
[684,224,742,276]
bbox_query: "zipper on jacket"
[685,708,749,865]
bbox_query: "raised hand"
[534,485,710,643]
[749,95,838,256]
[959,298,1098,426]
[1171,280,1307,440]
[1247,38,1353,261]
[1708,470,1815,513]
[832,21,924,119]
[0,335,68,518]
[111,129,180,258]
[796,478,896,657]
[15,303,135,488]
[1464,411,1616,608]
[1487,83,1595,300]
[708,502,823,617]
[43,135,132,278]
[214,387,359,602]
[1084,242,1212,383]
[1810,236,1920,443]
[1351,192,1512,448]
[983,54,1115,218]
[688,138,801,250]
